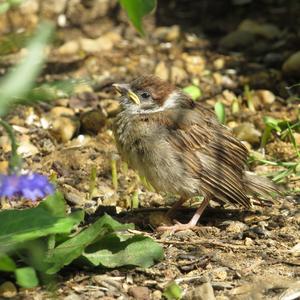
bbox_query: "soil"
[0,0,299,299]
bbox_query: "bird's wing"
[159,105,251,207]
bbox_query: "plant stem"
[0,118,22,173]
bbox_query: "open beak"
[112,83,140,105]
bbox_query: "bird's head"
[113,75,192,114]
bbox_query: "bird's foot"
[157,220,196,233]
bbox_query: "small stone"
[184,282,215,300]
[128,286,150,300]
[222,90,236,105]
[264,52,284,68]
[232,123,261,145]
[80,32,121,53]
[238,19,281,39]
[244,237,254,246]
[155,61,169,81]
[0,281,17,298]
[220,30,255,50]
[80,109,106,135]
[50,116,79,143]
[170,66,188,83]
[49,106,75,118]
[213,58,225,70]
[182,53,205,75]
[17,139,39,158]
[254,90,276,105]
[152,290,162,300]
[282,51,300,77]
[57,40,80,56]
[225,221,248,233]
[154,25,180,41]
[64,293,82,300]
[211,268,227,281]
[101,99,120,118]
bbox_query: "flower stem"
[0,118,22,173]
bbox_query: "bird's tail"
[243,171,281,203]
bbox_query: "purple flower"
[0,173,54,201]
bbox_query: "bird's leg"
[165,197,186,218]
[157,197,210,232]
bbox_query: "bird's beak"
[112,83,140,105]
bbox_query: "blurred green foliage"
[119,0,157,35]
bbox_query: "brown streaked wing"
[156,106,251,207]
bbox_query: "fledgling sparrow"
[112,75,278,232]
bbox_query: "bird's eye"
[141,92,150,99]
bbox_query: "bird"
[112,75,278,232]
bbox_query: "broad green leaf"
[15,267,38,288]
[83,234,163,268]
[183,85,202,101]
[0,22,54,117]
[214,101,226,124]
[46,214,134,274]
[163,281,183,300]
[0,255,16,272]
[0,192,84,253]
[119,0,156,36]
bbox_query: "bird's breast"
[113,113,199,196]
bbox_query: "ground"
[0,0,299,299]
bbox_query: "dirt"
[0,0,299,299]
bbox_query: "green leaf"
[83,234,163,268]
[0,3,10,14]
[214,101,226,124]
[119,0,156,36]
[15,267,38,288]
[0,21,54,117]
[46,214,134,274]
[183,85,202,101]
[0,255,16,272]
[0,192,84,253]
[163,281,183,300]
[263,116,282,131]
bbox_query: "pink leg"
[157,197,210,232]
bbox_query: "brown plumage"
[113,75,278,232]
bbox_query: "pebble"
[182,53,205,75]
[154,25,180,41]
[80,109,106,135]
[254,89,276,105]
[155,61,169,81]
[17,138,39,158]
[213,58,225,70]
[219,30,255,50]
[282,51,300,77]
[49,106,75,118]
[224,221,249,234]
[183,282,215,300]
[101,99,120,118]
[80,32,121,53]
[128,286,151,300]
[171,65,188,83]
[152,290,162,300]
[238,19,281,39]
[232,123,261,144]
[50,116,79,143]
[0,281,17,298]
